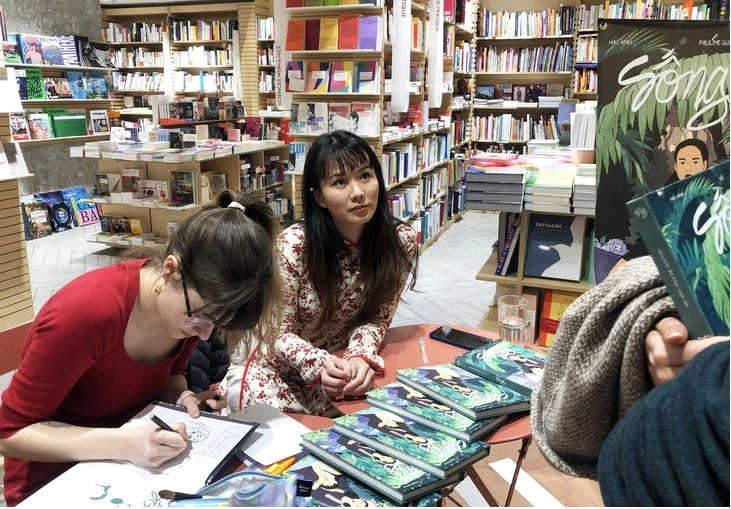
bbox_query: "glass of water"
[498,295,528,344]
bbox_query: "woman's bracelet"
[176,390,196,406]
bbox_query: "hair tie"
[228,201,246,213]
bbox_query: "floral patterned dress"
[227,222,417,416]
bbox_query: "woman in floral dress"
[227,131,418,416]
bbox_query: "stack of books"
[524,169,575,214]
[465,167,526,213]
[294,340,545,506]
[572,163,596,216]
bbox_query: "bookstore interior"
[0,0,728,506]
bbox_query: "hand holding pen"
[120,415,189,469]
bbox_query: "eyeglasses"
[181,276,216,328]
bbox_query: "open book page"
[19,403,257,507]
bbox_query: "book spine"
[453,357,532,398]
[627,198,714,338]
[366,396,469,441]
[495,215,519,275]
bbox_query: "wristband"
[176,390,196,406]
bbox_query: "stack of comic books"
[293,340,545,505]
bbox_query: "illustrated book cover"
[626,161,729,337]
[453,341,546,398]
[333,408,489,478]
[366,382,506,442]
[300,429,458,504]
[523,213,587,282]
[395,364,530,420]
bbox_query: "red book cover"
[286,0,305,6]
[305,19,321,51]
[285,20,306,51]
[338,14,360,50]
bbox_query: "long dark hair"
[301,130,418,327]
[127,190,282,353]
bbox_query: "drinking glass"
[498,295,528,344]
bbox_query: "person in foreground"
[530,255,729,506]
[0,191,281,506]
[227,130,418,416]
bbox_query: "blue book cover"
[396,364,530,420]
[39,36,64,65]
[65,72,87,99]
[627,161,730,337]
[84,72,108,99]
[333,408,489,478]
[300,429,458,504]
[286,455,442,507]
[523,214,587,282]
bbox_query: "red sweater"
[0,259,198,505]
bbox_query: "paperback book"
[396,364,530,420]
[453,341,546,397]
[333,408,489,478]
[286,455,442,507]
[301,429,459,504]
[366,382,506,442]
[626,161,730,337]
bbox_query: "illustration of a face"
[341,496,369,507]
[674,144,707,179]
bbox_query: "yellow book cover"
[319,18,339,50]
[341,0,359,4]
[129,218,143,235]
[538,290,579,347]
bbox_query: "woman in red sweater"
[0,191,282,505]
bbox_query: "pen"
[417,336,429,364]
[151,414,176,433]
[264,455,297,475]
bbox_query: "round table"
[290,323,533,506]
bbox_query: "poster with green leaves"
[594,20,729,283]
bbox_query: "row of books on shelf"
[172,70,234,93]
[172,46,232,67]
[111,71,164,92]
[71,138,282,161]
[4,33,114,68]
[578,0,727,25]
[476,83,567,103]
[574,69,598,94]
[387,186,418,221]
[299,339,545,503]
[111,48,164,68]
[105,21,163,44]
[256,17,274,40]
[15,69,108,100]
[94,169,201,208]
[285,15,381,52]
[575,34,598,63]
[20,187,101,240]
[384,10,425,52]
[285,59,380,93]
[478,6,577,39]
[168,18,236,43]
[471,114,560,144]
[290,101,380,137]
[257,46,274,66]
[284,0,379,7]
[453,40,473,74]
[10,108,110,141]
[157,96,245,124]
[475,42,573,74]
[410,199,447,248]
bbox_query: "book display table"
[290,323,533,507]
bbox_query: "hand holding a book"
[646,317,730,386]
[124,422,188,469]
[342,357,375,396]
[320,356,353,399]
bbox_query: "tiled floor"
[1,212,603,507]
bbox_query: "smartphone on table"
[428,326,497,351]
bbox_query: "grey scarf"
[530,256,677,479]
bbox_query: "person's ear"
[312,188,327,208]
[162,255,181,279]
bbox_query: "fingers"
[181,394,201,418]
[654,317,689,344]
[153,425,188,448]
[343,358,375,395]
[326,357,353,381]
[206,397,228,411]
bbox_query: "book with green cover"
[286,455,442,507]
[626,161,729,337]
[300,429,459,504]
[396,364,530,420]
[366,382,506,442]
[25,68,46,100]
[453,341,546,397]
[333,408,489,478]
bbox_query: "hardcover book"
[396,364,530,420]
[538,289,579,347]
[367,382,506,442]
[17,33,44,64]
[84,72,108,99]
[9,114,29,141]
[285,20,306,51]
[454,341,546,398]
[301,429,459,504]
[523,214,587,282]
[318,18,339,50]
[354,61,378,93]
[286,455,442,507]
[285,60,306,92]
[338,14,360,50]
[358,15,380,50]
[25,68,46,100]
[333,408,489,478]
[27,113,54,140]
[90,109,110,133]
[82,40,114,68]
[14,69,28,100]
[171,171,196,205]
[305,19,321,51]
[626,161,730,337]
[329,61,352,93]
[21,199,52,240]
[39,35,63,65]
[54,34,82,66]
[43,77,73,99]
[305,102,327,135]
[290,103,308,134]
[65,71,87,99]
[350,102,378,137]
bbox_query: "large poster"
[594,19,729,283]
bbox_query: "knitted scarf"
[530,256,677,479]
